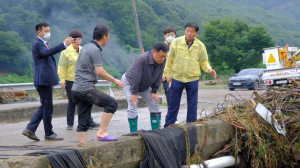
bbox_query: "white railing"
[0,80,115,97]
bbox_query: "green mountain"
[0,0,299,80]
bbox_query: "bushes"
[0,74,33,84]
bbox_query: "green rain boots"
[150,112,161,130]
[128,117,138,133]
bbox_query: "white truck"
[262,46,300,86]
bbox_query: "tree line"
[0,0,297,82]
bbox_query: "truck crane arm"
[278,48,300,68]
[262,46,300,86]
[288,49,300,68]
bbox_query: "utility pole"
[131,0,144,53]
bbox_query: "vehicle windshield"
[237,69,260,76]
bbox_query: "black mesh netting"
[25,149,86,168]
[129,125,198,168]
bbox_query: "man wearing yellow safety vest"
[164,22,217,127]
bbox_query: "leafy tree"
[0,5,41,42]
[1,0,300,79]
[201,18,275,73]
[99,1,137,48]
[0,31,32,76]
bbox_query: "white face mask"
[166,36,175,43]
[42,32,51,41]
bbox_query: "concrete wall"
[0,98,147,123]
[0,119,234,168]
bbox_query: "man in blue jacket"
[22,22,73,141]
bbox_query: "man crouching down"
[72,24,125,144]
[122,42,169,132]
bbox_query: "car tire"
[249,81,259,90]
[229,88,235,91]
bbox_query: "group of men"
[22,21,216,145]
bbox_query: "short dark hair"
[93,24,109,40]
[153,42,169,52]
[163,26,176,35]
[35,22,50,32]
[69,29,83,38]
[185,22,199,32]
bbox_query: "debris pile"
[204,81,217,86]
[209,86,300,168]
[0,89,27,103]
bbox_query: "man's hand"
[162,74,167,82]
[52,85,55,89]
[151,93,160,104]
[208,68,217,79]
[166,76,172,84]
[113,79,126,88]
[64,37,74,46]
[130,94,138,105]
[60,82,66,89]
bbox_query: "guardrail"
[0,80,115,97]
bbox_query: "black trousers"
[162,81,170,106]
[65,80,95,126]
[27,85,54,136]
[72,88,118,132]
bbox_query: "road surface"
[0,88,262,161]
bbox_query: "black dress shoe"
[45,133,64,141]
[22,128,40,141]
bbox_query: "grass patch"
[0,74,33,84]
[160,103,168,106]
[199,84,228,89]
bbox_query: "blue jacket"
[32,38,66,86]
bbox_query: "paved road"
[0,88,262,161]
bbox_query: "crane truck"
[262,46,300,86]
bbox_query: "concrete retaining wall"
[0,98,148,123]
[0,119,234,168]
